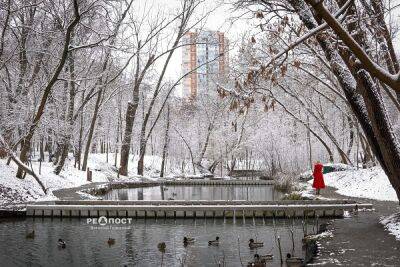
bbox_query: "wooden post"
[39,159,42,175]
[87,168,92,182]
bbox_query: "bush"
[282,192,305,200]
[273,172,296,192]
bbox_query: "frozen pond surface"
[104,185,282,201]
[0,217,310,266]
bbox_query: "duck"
[208,236,219,246]
[253,253,273,264]
[107,238,115,246]
[256,254,273,261]
[26,230,35,239]
[249,238,264,249]
[286,253,304,266]
[158,242,166,253]
[167,197,174,200]
[58,239,66,249]
[183,236,195,245]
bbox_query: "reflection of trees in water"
[119,190,128,200]
[108,185,280,201]
[160,185,165,200]
[1,217,306,266]
[138,188,144,200]
[193,186,202,200]
[124,229,137,265]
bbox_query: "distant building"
[181,30,229,99]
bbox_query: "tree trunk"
[114,98,121,167]
[39,138,44,162]
[55,53,76,175]
[81,88,103,171]
[346,116,355,157]
[119,102,138,176]
[135,26,186,176]
[160,105,170,178]
[119,54,154,176]
[77,100,84,170]
[137,125,146,176]
[290,0,400,200]
[356,70,400,199]
[16,1,80,178]
[197,120,214,165]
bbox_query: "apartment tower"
[181,30,229,99]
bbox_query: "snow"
[304,230,334,242]
[0,154,110,206]
[307,166,398,202]
[0,151,217,207]
[380,213,400,241]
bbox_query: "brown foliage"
[255,11,264,19]
[0,147,7,158]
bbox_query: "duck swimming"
[107,238,115,246]
[58,239,66,249]
[158,242,166,253]
[183,236,195,245]
[249,238,264,249]
[286,253,304,266]
[26,230,35,239]
[254,253,273,262]
[208,236,219,246]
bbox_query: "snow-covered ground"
[302,165,400,240]
[0,155,110,206]
[306,166,398,202]
[0,152,204,207]
[380,213,400,241]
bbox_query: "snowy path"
[310,187,400,266]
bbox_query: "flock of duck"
[26,230,116,248]
[26,230,303,266]
[182,236,303,266]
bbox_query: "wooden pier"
[26,200,372,219]
[160,179,275,186]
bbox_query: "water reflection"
[104,185,282,201]
[0,217,310,266]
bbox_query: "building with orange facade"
[181,30,229,99]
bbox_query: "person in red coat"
[312,161,325,195]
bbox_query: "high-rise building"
[181,30,229,99]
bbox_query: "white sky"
[162,1,245,79]
[148,0,400,96]
[162,0,249,96]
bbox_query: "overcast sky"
[154,0,400,96]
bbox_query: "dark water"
[0,217,311,266]
[104,185,282,201]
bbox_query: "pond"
[0,217,314,266]
[103,185,282,201]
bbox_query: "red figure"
[312,162,325,195]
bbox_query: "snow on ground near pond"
[306,166,398,202]
[0,155,110,206]
[0,152,194,206]
[380,213,400,241]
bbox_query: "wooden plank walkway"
[104,179,275,191]
[159,179,274,186]
[26,200,372,219]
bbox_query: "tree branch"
[305,0,400,91]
